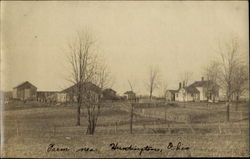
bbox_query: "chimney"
[179,82,182,89]
[202,77,204,81]
[183,81,185,88]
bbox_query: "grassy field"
[1,100,249,157]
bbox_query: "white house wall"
[56,93,67,103]
[175,88,186,102]
[186,93,194,102]
[196,87,205,101]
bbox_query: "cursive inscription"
[46,142,190,155]
[76,147,97,152]
[109,142,162,155]
[167,142,190,151]
[47,144,70,152]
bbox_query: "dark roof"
[173,80,219,94]
[62,82,102,94]
[185,86,200,94]
[103,88,116,93]
[168,90,178,93]
[124,91,135,94]
[188,80,216,87]
[13,81,37,89]
[37,91,59,93]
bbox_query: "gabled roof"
[185,86,200,94]
[13,81,37,89]
[124,91,135,94]
[167,90,178,93]
[103,88,116,93]
[189,80,217,88]
[62,82,102,94]
[37,91,59,93]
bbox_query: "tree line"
[66,29,248,134]
[203,38,248,121]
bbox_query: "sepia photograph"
[0,0,249,158]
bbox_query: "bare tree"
[128,80,134,92]
[94,59,114,90]
[232,64,248,111]
[67,30,106,134]
[179,71,193,103]
[203,61,220,102]
[216,38,242,121]
[146,65,160,100]
[180,71,193,87]
[160,81,168,99]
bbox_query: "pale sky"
[1,1,249,96]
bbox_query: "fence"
[6,120,248,140]
[114,101,248,135]
[4,101,248,139]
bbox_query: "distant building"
[167,77,220,102]
[3,91,12,101]
[62,82,102,103]
[137,96,165,103]
[102,88,117,100]
[55,92,67,103]
[124,91,136,100]
[13,81,37,100]
[166,90,178,101]
[37,91,67,103]
[37,91,56,102]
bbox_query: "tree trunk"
[226,101,230,122]
[130,104,133,134]
[149,89,152,100]
[235,95,239,111]
[207,96,209,109]
[76,88,82,126]
[76,103,81,126]
[212,95,215,103]
[87,120,94,135]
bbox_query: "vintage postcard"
[1,0,249,158]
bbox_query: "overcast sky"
[1,1,248,95]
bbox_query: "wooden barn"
[62,82,103,103]
[13,81,37,100]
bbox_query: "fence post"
[238,122,242,135]
[168,122,171,134]
[53,125,56,136]
[218,122,222,134]
[186,121,195,134]
[115,122,117,134]
[130,103,133,134]
[164,107,167,124]
[16,123,19,137]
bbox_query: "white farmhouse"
[167,77,220,102]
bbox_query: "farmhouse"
[13,81,37,100]
[167,77,219,102]
[62,82,102,103]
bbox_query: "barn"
[62,82,102,103]
[13,81,37,100]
